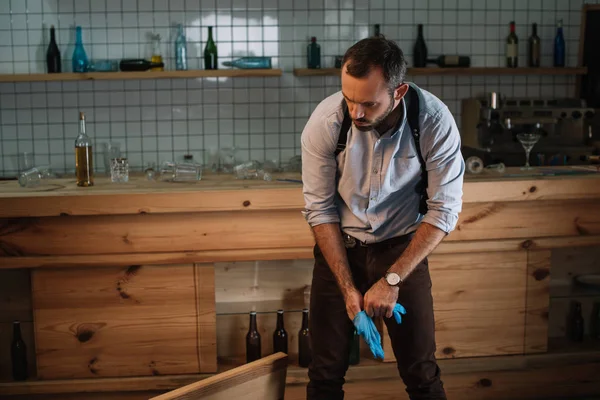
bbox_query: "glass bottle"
[11,321,28,381]
[222,57,272,69]
[348,329,360,365]
[175,24,188,71]
[566,300,584,342]
[554,18,565,67]
[72,26,88,72]
[151,33,164,71]
[528,23,541,67]
[246,311,261,363]
[374,24,382,37]
[204,26,218,70]
[119,59,164,71]
[298,308,311,368]
[591,302,600,340]
[307,37,321,69]
[75,112,94,187]
[47,25,61,73]
[506,21,518,68]
[413,24,428,68]
[273,309,288,354]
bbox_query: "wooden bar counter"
[0,167,599,399]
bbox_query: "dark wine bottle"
[273,309,288,354]
[374,24,382,37]
[427,55,470,68]
[506,21,518,68]
[413,24,428,68]
[528,23,540,67]
[246,311,261,363]
[46,25,61,73]
[566,300,584,342]
[298,308,311,368]
[348,329,360,365]
[204,26,218,70]
[119,59,165,71]
[591,302,600,340]
[307,37,321,69]
[11,321,28,381]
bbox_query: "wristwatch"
[384,272,403,287]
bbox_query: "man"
[300,36,465,400]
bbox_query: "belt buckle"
[343,234,356,248]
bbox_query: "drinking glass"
[160,161,203,182]
[18,166,54,188]
[18,152,34,173]
[101,142,121,175]
[516,133,541,170]
[110,158,129,183]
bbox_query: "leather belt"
[342,232,415,249]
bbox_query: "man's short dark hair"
[342,36,407,93]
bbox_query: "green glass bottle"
[348,329,360,365]
[204,26,218,70]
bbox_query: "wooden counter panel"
[31,264,216,380]
[382,251,527,361]
[1,200,599,258]
[0,210,313,256]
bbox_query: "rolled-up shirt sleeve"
[300,110,340,227]
[420,108,465,233]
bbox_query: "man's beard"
[352,93,396,132]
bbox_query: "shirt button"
[372,168,378,174]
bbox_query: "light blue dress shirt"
[301,83,465,244]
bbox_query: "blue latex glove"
[353,311,384,360]
[352,303,408,360]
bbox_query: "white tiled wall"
[0,0,596,176]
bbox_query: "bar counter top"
[0,167,599,218]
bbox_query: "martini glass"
[516,132,541,171]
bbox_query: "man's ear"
[394,83,409,101]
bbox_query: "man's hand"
[363,279,399,318]
[343,287,364,322]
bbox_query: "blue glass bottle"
[175,24,188,71]
[72,26,89,73]
[554,18,565,67]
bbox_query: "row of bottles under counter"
[246,309,361,367]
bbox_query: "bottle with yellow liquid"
[75,112,93,187]
[150,33,164,71]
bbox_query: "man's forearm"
[387,222,447,281]
[311,223,356,295]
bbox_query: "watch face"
[386,273,401,286]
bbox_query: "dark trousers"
[306,234,446,400]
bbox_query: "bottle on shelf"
[374,24,382,37]
[348,329,360,365]
[72,26,88,73]
[46,25,61,73]
[591,302,600,340]
[246,311,261,363]
[528,23,541,68]
[273,309,288,354]
[426,55,471,68]
[222,57,272,69]
[554,18,566,67]
[204,26,218,70]
[506,21,518,68]
[11,321,28,381]
[566,300,585,342]
[119,59,165,71]
[150,33,164,71]
[175,24,188,71]
[75,112,94,187]
[298,308,311,368]
[307,37,321,69]
[413,24,428,68]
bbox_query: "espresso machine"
[461,93,599,167]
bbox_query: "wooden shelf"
[294,67,588,77]
[0,69,283,82]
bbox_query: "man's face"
[341,63,406,132]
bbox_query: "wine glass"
[516,132,541,170]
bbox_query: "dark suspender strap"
[404,85,429,214]
[335,103,352,157]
